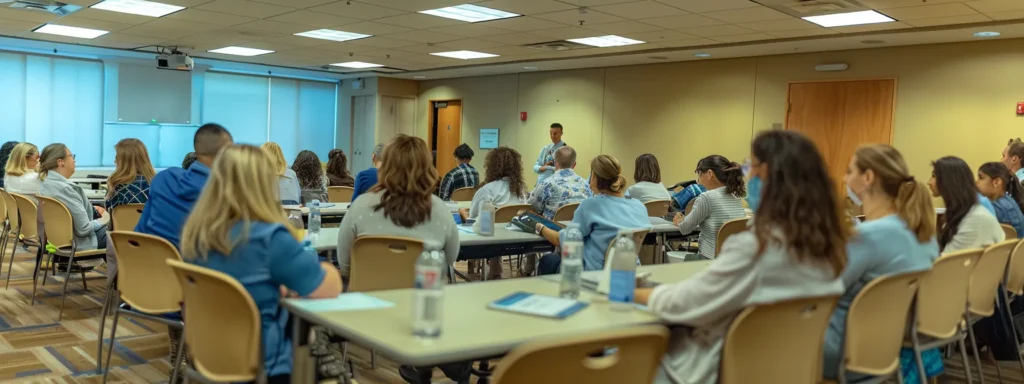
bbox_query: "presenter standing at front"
[533,123,567,187]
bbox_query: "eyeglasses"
[65,154,76,160]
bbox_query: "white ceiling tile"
[67,8,153,25]
[702,6,792,23]
[282,46,345,58]
[710,32,774,43]
[532,9,626,26]
[429,24,516,37]
[882,3,980,20]
[309,1,408,19]
[373,13,464,29]
[264,34,337,46]
[532,26,604,40]
[479,32,556,45]
[904,14,992,26]
[360,49,426,59]
[268,10,361,28]
[640,14,724,29]
[232,40,304,52]
[766,28,838,38]
[250,0,335,8]
[986,9,1024,20]
[859,0,963,8]
[965,0,1024,13]
[482,45,542,55]
[334,21,413,35]
[93,33,168,48]
[585,20,664,34]
[678,24,756,37]
[316,41,381,53]
[654,0,760,13]
[473,0,576,16]
[384,29,462,43]
[197,0,296,19]
[359,0,471,12]
[395,44,455,54]
[618,29,696,42]
[559,0,648,5]
[651,37,716,47]
[234,20,311,34]
[54,17,135,32]
[166,9,256,27]
[143,18,227,33]
[830,21,913,33]
[592,1,688,19]
[0,18,41,35]
[480,16,566,31]
[0,8,61,23]
[24,32,100,44]
[346,36,418,48]
[118,24,199,39]
[434,38,507,50]
[740,18,818,32]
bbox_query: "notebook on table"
[488,291,588,319]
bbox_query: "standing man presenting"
[533,123,567,187]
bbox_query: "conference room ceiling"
[0,0,1023,79]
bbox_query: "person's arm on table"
[269,228,340,299]
[676,195,710,234]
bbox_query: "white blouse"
[4,171,41,198]
[468,178,526,219]
[626,181,672,203]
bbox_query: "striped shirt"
[438,163,479,201]
[677,187,747,259]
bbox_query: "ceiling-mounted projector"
[157,50,193,71]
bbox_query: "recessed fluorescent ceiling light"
[413,76,426,79]
[567,35,644,47]
[91,0,184,17]
[34,24,109,39]
[973,31,1001,37]
[208,46,274,56]
[430,50,498,60]
[419,4,519,23]
[295,29,371,42]
[802,10,895,28]
[693,53,711,58]
[331,61,383,68]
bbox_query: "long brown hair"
[107,138,156,198]
[696,154,746,197]
[370,135,438,227]
[633,153,661,183]
[591,155,627,194]
[854,145,935,243]
[932,156,977,250]
[483,147,527,199]
[326,149,352,183]
[750,130,847,276]
[291,150,325,189]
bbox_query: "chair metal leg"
[169,326,185,384]
[102,306,121,383]
[961,338,976,384]
[30,250,46,306]
[1002,291,1024,380]
[58,249,76,321]
[5,228,20,289]
[910,335,928,384]
[41,252,50,286]
[371,349,377,369]
[96,284,115,374]
[966,313,989,384]
[0,225,9,285]
[896,367,906,384]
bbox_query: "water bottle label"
[561,242,580,258]
[480,211,493,233]
[415,266,443,289]
[608,269,636,304]
[416,291,443,323]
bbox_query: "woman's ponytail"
[722,161,747,198]
[894,178,936,242]
[1007,174,1024,214]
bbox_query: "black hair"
[194,123,232,156]
[933,156,980,250]
[696,154,746,197]
[453,143,474,161]
[550,123,563,130]
[0,141,19,179]
[181,152,197,169]
[979,161,1024,215]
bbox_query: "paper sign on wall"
[480,128,499,149]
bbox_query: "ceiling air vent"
[756,0,869,16]
[1,0,82,16]
[525,40,591,52]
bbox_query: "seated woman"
[626,153,671,203]
[292,150,330,204]
[929,156,1005,254]
[38,143,109,250]
[0,141,18,188]
[103,138,157,285]
[180,144,342,384]
[634,130,846,384]
[977,162,1024,238]
[535,155,650,274]
[325,149,354,187]
[3,142,41,198]
[261,142,300,205]
[674,155,747,259]
[458,147,528,279]
[824,144,939,381]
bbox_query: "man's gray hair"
[554,146,576,168]
[372,143,385,158]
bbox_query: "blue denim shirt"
[991,195,1024,239]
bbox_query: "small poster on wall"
[480,128,499,149]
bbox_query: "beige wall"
[336,77,377,156]
[418,38,1024,188]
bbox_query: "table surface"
[285,201,471,217]
[282,277,669,366]
[540,260,714,285]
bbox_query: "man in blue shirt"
[352,142,384,202]
[532,123,567,188]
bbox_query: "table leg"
[291,317,313,384]
[656,234,665,264]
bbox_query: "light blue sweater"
[560,194,650,270]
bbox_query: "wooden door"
[433,100,462,176]
[378,96,397,142]
[786,79,895,196]
[350,95,375,172]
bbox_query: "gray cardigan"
[39,172,103,250]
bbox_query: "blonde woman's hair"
[4,143,38,177]
[37,143,69,181]
[369,134,438,227]
[106,139,156,198]
[180,144,300,261]
[261,142,287,176]
[591,154,627,194]
[853,144,935,242]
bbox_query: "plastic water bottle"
[474,201,495,237]
[287,211,304,230]
[607,229,638,311]
[559,223,584,300]
[308,199,321,235]
[413,250,446,338]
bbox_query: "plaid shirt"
[438,163,479,201]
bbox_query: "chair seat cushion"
[54,248,106,258]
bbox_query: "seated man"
[437,143,479,201]
[523,146,591,275]
[352,142,384,202]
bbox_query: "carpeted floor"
[1,243,1023,384]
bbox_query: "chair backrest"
[349,236,424,292]
[915,249,981,339]
[326,186,354,203]
[715,218,748,257]
[0,188,7,223]
[449,187,477,202]
[111,203,145,231]
[166,259,262,383]
[644,199,670,217]
[1006,240,1024,296]
[552,202,579,222]
[969,240,1018,317]
[495,204,531,223]
[1002,224,1018,240]
[110,231,183,314]
[1,189,18,230]
[842,270,928,376]
[603,229,651,263]
[36,195,74,249]
[491,325,669,384]
[11,193,38,239]
[720,295,841,384]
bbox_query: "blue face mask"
[746,176,762,212]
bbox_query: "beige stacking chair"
[37,195,106,320]
[327,186,354,203]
